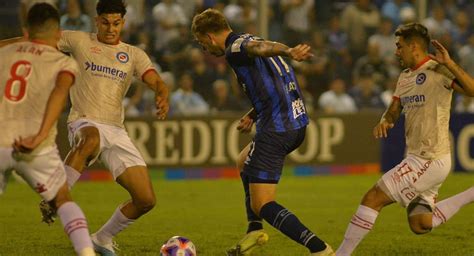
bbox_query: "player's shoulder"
[425,59,454,79]
[61,30,93,41]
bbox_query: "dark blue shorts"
[243,126,306,183]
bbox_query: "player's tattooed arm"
[374,100,402,139]
[143,70,170,120]
[244,40,313,61]
[430,40,474,96]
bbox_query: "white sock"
[432,187,474,228]
[336,205,379,256]
[95,206,135,244]
[58,201,93,254]
[65,165,81,189]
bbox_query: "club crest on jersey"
[116,52,129,63]
[416,73,426,85]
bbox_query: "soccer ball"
[160,236,196,256]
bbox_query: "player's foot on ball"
[310,243,335,256]
[39,200,56,225]
[91,233,118,256]
[226,230,269,256]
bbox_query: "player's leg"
[92,165,155,254]
[53,183,95,256]
[237,142,264,233]
[16,147,94,255]
[336,183,394,256]
[249,180,332,255]
[64,125,101,188]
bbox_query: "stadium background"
[2,1,474,256]
[1,0,473,179]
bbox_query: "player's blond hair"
[191,9,231,37]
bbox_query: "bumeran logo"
[401,94,425,105]
[85,61,127,79]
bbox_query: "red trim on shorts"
[58,70,76,85]
[141,68,157,82]
[410,56,431,71]
[392,96,400,101]
[451,80,456,88]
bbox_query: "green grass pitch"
[0,174,473,255]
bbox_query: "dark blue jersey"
[224,32,309,133]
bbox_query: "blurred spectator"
[60,0,92,32]
[423,4,453,38]
[340,0,381,60]
[161,25,193,74]
[368,17,396,63]
[152,0,188,54]
[280,0,315,46]
[223,0,256,32]
[295,73,315,115]
[454,95,474,113]
[380,76,397,107]
[458,34,474,77]
[451,10,472,50]
[210,79,247,113]
[353,41,390,86]
[292,30,331,98]
[326,15,352,83]
[349,68,385,111]
[381,0,413,27]
[318,78,357,114]
[399,6,416,24]
[189,48,217,103]
[170,73,209,116]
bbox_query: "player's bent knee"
[408,217,432,235]
[135,196,156,214]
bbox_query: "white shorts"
[378,154,451,208]
[68,119,146,180]
[0,146,66,201]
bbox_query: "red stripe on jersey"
[58,70,76,85]
[141,68,157,82]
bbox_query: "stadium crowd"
[8,0,474,116]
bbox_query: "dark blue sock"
[240,172,263,233]
[259,201,326,253]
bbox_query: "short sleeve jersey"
[58,31,156,127]
[224,32,309,133]
[0,41,78,148]
[393,57,455,159]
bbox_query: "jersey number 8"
[4,60,32,102]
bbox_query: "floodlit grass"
[1,174,473,255]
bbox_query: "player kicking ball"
[192,9,334,256]
[336,23,474,255]
[0,3,94,255]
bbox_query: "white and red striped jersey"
[58,31,156,127]
[393,57,455,159]
[0,41,78,148]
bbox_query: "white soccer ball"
[160,236,197,256]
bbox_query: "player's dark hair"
[96,0,127,17]
[395,23,431,50]
[191,8,231,37]
[27,3,60,38]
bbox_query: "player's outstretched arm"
[0,37,26,48]
[13,72,74,152]
[430,40,474,96]
[244,40,313,61]
[237,108,256,133]
[143,70,169,120]
[373,99,402,139]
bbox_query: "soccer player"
[336,23,474,255]
[192,9,335,256]
[0,3,94,255]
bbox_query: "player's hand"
[12,135,42,154]
[429,40,452,65]
[288,44,313,62]
[237,115,254,133]
[373,120,394,139]
[155,86,169,120]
